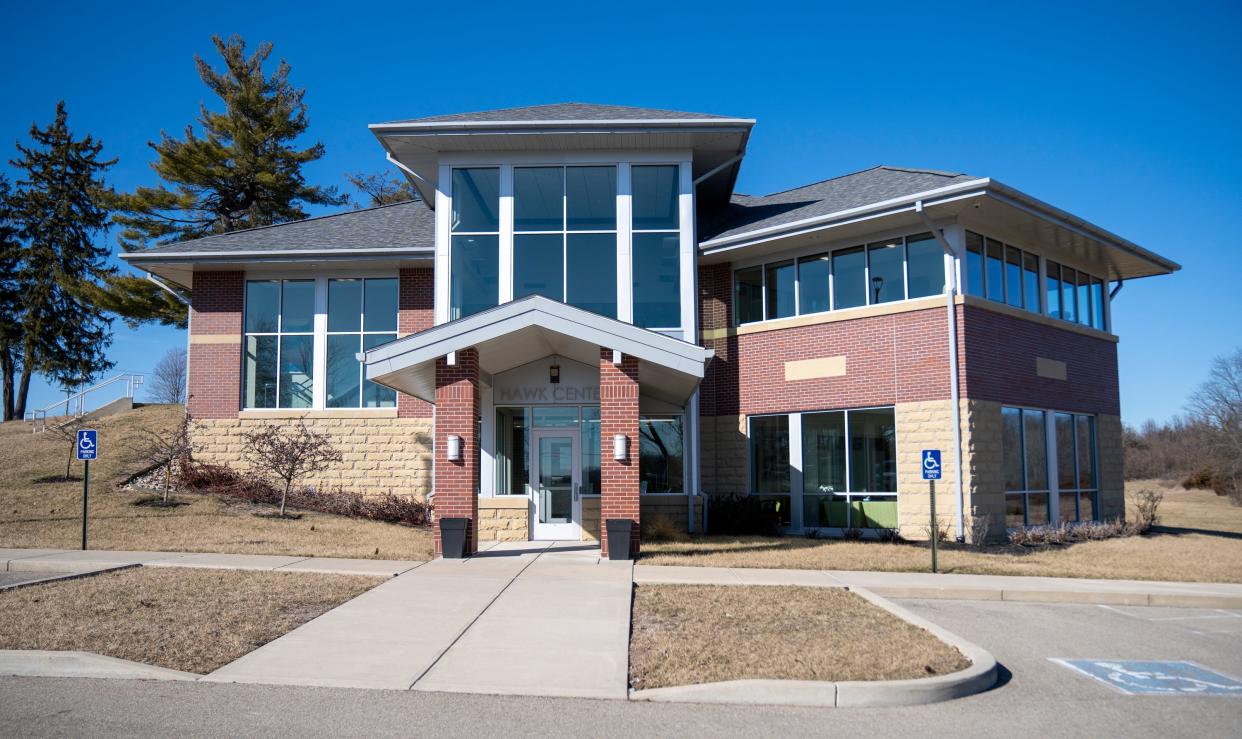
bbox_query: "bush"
[1131,488,1164,533]
[707,495,783,536]
[641,515,688,543]
[1008,518,1146,546]
[177,462,432,527]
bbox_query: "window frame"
[1000,404,1100,528]
[324,277,399,409]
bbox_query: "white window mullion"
[1045,410,1059,526]
[789,413,804,531]
[678,160,695,338]
[499,164,514,304]
[311,278,327,410]
[617,164,633,323]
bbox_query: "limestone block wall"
[699,414,747,497]
[894,399,975,543]
[582,497,601,541]
[192,415,432,499]
[1097,413,1125,521]
[961,400,1006,542]
[478,497,529,542]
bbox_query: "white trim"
[121,247,433,262]
[370,119,755,130]
[438,149,694,166]
[435,164,451,325]
[617,163,633,323]
[498,164,515,304]
[312,279,328,410]
[678,159,696,341]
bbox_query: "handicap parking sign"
[76,429,97,461]
[921,449,941,480]
[1053,659,1242,696]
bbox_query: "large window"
[325,278,397,408]
[631,165,681,329]
[639,415,684,494]
[1046,260,1107,331]
[450,168,500,320]
[733,232,945,325]
[243,280,314,409]
[1002,406,1098,527]
[750,407,898,531]
[513,166,617,318]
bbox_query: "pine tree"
[7,102,117,420]
[0,175,22,420]
[111,34,346,247]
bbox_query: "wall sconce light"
[549,360,560,384]
[613,433,627,461]
[447,434,462,462]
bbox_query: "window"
[1005,246,1024,308]
[985,238,1005,302]
[639,415,683,494]
[495,407,530,495]
[734,233,943,325]
[326,278,397,408]
[243,280,314,409]
[513,166,618,318]
[1023,253,1041,313]
[965,232,986,298]
[749,415,790,494]
[1046,261,1063,319]
[1002,406,1097,527]
[967,231,1109,329]
[631,165,680,328]
[450,168,500,320]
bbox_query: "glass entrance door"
[531,430,580,539]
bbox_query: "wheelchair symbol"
[79,436,95,451]
[923,452,939,471]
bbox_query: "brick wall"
[398,268,434,419]
[188,271,243,419]
[599,349,640,556]
[433,348,480,556]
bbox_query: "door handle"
[573,484,579,502]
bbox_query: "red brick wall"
[599,349,640,556]
[959,305,1121,415]
[188,271,243,419]
[398,268,434,418]
[433,348,480,556]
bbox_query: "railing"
[26,372,145,432]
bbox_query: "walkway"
[204,541,633,698]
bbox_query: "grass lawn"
[0,407,433,561]
[0,568,378,673]
[642,481,1242,583]
[629,584,969,690]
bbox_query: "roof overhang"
[698,178,1179,281]
[363,296,714,406]
[119,248,434,289]
[370,118,754,207]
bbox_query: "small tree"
[46,412,92,481]
[149,347,188,404]
[137,412,196,503]
[242,421,342,517]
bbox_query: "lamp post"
[871,276,884,304]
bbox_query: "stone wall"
[699,414,747,497]
[894,399,974,543]
[192,415,432,499]
[1097,413,1125,521]
[478,497,529,542]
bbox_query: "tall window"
[450,168,500,320]
[1002,406,1097,527]
[513,166,617,317]
[801,408,898,530]
[639,415,684,494]
[631,165,681,329]
[749,415,790,494]
[326,278,397,408]
[243,280,314,409]
[733,232,944,325]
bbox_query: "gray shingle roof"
[382,102,744,125]
[123,200,434,257]
[700,166,980,243]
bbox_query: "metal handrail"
[26,372,145,432]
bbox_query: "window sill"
[238,408,399,420]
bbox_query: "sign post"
[76,429,97,550]
[921,449,942,574]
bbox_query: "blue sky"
[2,0,1238,424]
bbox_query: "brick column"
[599,349,640,557]
[433,348,480,556]
[397,268,434,419]
[188,271,243,419]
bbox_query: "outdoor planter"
[440,518,469,559]
[606,519,634,561]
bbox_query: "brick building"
[122,103,1177,554]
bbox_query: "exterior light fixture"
[549,359,560,384]
[446,434,462,462]
[613,434,627,461]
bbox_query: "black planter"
[606,519,634,561]
[440,518,469,559]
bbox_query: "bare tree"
[1187,348,1242,501]
[242,421,342,517]
[345,170,419,207]
[137,412,196,503]
[149,347,187,404]
[46,413,91,480]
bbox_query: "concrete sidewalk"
[635,565,1242,608]
[0,548,421,578]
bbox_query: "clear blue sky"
[2,0,1238,424]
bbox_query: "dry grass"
[629,584,969,690]
[643,481,1242,583]
[0,568,377,673]
[0,407,433,561]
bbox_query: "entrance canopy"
[363,296,713,406]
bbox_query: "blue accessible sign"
[921,449,941,481]
[76,429,98,461]
[1053,659,1242,696]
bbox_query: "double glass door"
[531,429,581,539]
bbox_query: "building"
[122,102,1178,557]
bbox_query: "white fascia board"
[120,247,434,262]
[368,118,756,131]
[699,179,993,251]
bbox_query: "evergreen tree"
[111,34,345,246]
[346,170,419,207]
[0,176,22,420]
[7,102,116,420]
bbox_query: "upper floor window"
[966,231,1108,331]
[1046,260,1106,331]
[513,166,617,318]
[733,232,944,325]
[631,165,681,329]
[450,168,500,320]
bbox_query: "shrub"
[641,515,688,543]
[1008,518,1147,546]
[968,513,992,548]
[1131,488,1164,533]
[242,421,343,517]
[707,496,782,536]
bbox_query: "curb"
[865,586,1242,610]
[0,564,139,592]
[629,587,997,708]
[0,650,199,682]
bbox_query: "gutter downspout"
[146,273,191,305]
[386,152,432,185]
[1109,279,1124,299]
[916,201,966,543]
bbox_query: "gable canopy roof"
[371,102,754,207]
